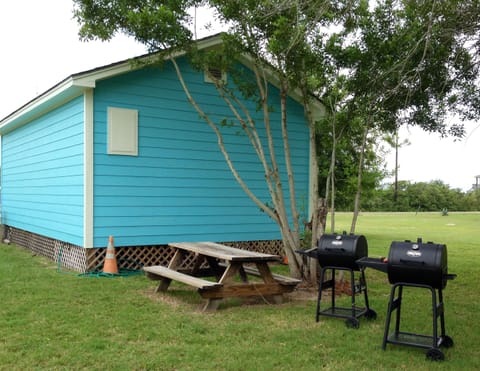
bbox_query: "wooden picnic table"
[144,242,300,311]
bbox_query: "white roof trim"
[0,79,87,133]
[0,34,324,133]
[0,35,224,133]
[71,62,135,89]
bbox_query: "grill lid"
[316,232,368,270]
[387,238,452,289]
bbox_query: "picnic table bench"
[144,242,300,311]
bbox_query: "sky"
[1,0,479,191]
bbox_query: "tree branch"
[169,56,279,223]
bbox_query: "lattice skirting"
[5,226,284,273]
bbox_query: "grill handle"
[325,247,346,252]
[399,258,425,266]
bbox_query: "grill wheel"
[346,318,360,329]
[427,348,445,361]
[440,335,454,348]
[364,309,377,320]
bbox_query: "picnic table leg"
[219,262,242,283]
[168,249,185,269]
[191,253,204,275]
[202,262,243,311]
[255,262,284,304]
[203,298,223,311]
[155,278,173,293]
[205,256,225,280]
[155,248,185,293]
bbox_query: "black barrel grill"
[298,232,376,328]
[317,232,368,271]
[357,238,456,361]
[387,239,454,289]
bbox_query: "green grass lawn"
[0,212,479,370]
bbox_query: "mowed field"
[0,212,479,370]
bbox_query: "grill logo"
[407,250,422,257]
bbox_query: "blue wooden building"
[0,35,323,271]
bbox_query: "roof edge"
[0,34,224,132]
[0,33,325,132]
[0,78,83,134]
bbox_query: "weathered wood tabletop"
[144,241,300,311]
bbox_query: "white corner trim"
[83,89,94,248]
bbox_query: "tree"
[73,0,480,280]
[465,188,480,211]
[316,101,386,217]
[363,180,477,212]
[383,126,411,203]
[321,0,480,228]
[74,0,350,281]
[342,0,478,136]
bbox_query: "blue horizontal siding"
[92,59,309,247]
[1,96,85,246]
[94,195,264,208]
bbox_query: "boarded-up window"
[107,107,138,156]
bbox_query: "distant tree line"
[336,180,480,212]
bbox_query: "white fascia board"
[0,65,136,135]
[0,79,84,134]
[72,35,223,87]
[71,62,135,88]
[0,39,224,133]
[0,34,224,132]
[0,35,231,135]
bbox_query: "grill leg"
[383,283,452,359]
[360,268,377,320]
[382,287,392,349]
[431,286,439,348]
[331,268,336,309]
[438,288,446,337]
[437,288,454,348]
[360,269,370,310]
[316,267,336,322]
[394,285,403,335]
[316,267,327,322]
[350,269,356,320]
[316,266,374,327]
[383,283,403,350]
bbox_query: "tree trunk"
[350,126,369,234]
[394,129,399,203]
[302,198,328,285]
[325,98,341,234]
[329,159,336,233]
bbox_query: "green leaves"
[73,0,198,50]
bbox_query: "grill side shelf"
[356,257,388,273]
[296,247,319,259]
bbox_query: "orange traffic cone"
[103,236,118,274]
